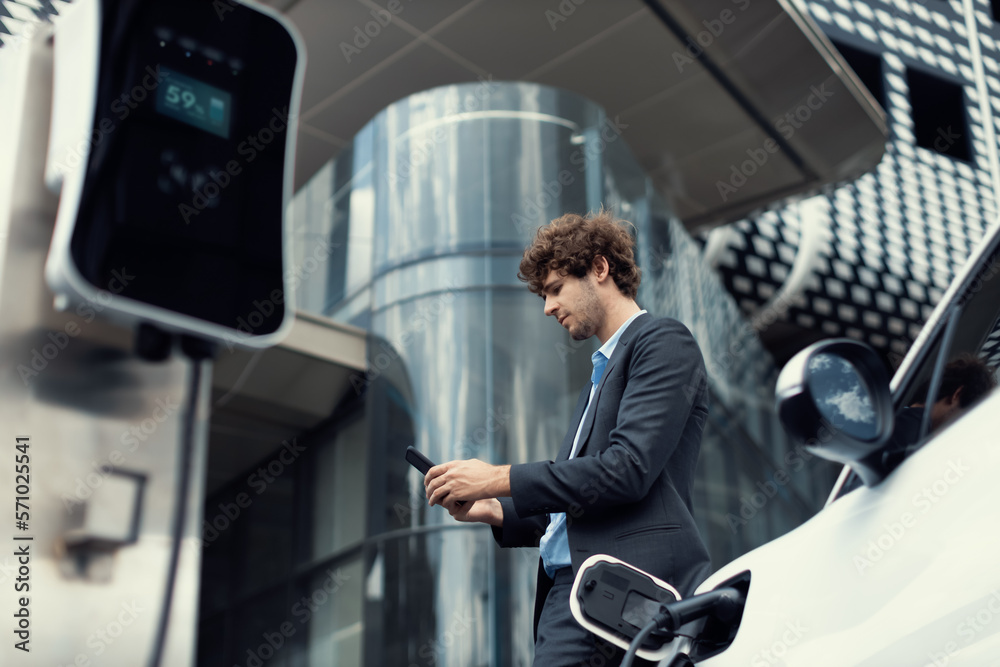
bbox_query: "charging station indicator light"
[155,67,232,139]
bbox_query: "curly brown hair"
[518,209,641,299]
[915,353,997,407]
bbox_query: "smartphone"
[405,446,435,475]
[405,447,464,506]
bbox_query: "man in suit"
[425,210,712,665]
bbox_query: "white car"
[572,219,1000,666]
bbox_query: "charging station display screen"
[156,67,232,138]
[68,0,300,338]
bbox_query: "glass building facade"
[197,82,838,666]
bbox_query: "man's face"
[929,389,963,432]
[540,269,603,341]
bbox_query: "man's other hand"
[445,497,504,526]
[425,458,511,508]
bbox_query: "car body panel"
[680,390,1000,665]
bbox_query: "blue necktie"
[591,352,608,387]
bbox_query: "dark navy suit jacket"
[491,313,713,637]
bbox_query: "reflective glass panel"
[807,352,878,441]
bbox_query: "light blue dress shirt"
[539,310,647,577]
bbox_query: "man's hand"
[445,498,504,527]
[425,459,511,508]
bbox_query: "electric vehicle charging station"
[0,1,304,664]
[46,0,304,349]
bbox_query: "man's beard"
[569,279,602,340]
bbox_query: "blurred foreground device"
[570,555,682,662]
[571,555,748,666]
[45,0,304,348]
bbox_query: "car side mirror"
[776,339,894,486]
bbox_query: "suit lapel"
[573,313,651,456]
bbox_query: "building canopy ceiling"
[256,0,887,230]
